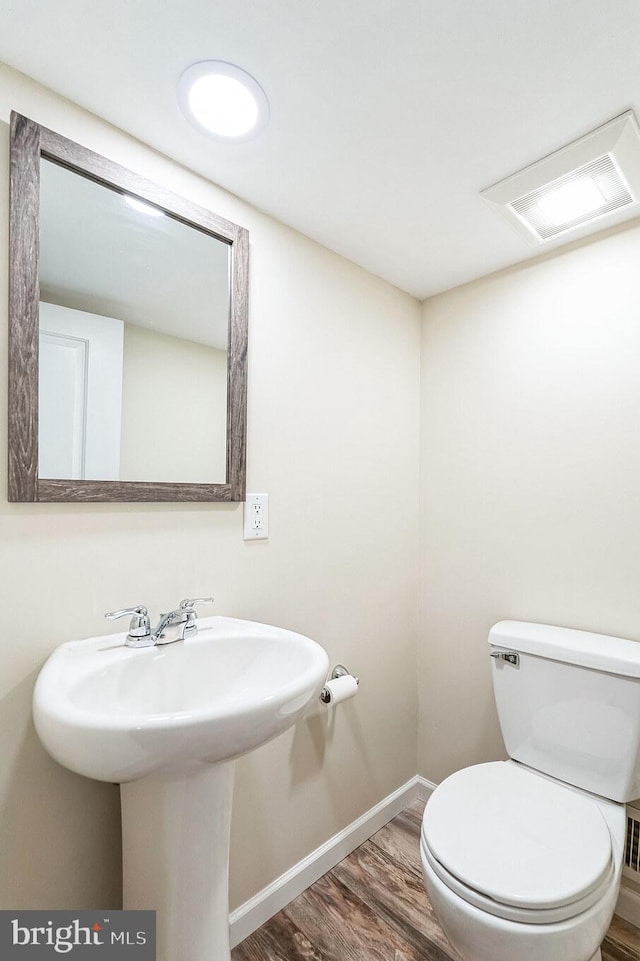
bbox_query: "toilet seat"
[421,836,614,924]
[421,761,614,924]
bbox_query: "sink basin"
[33,615,329,961]
[34,615,329,782]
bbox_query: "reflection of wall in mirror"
[120,324,227,484]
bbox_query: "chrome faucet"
[105,605,152,648]
[152,598,214,645]
[105,598,214,648]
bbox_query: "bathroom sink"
[33,615,329,783]
[34,614,329,961]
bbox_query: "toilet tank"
[490,621,640,802]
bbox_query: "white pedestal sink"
[33,616,329,961]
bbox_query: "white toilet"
[420,620,640,961]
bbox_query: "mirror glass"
[8,111,248,503]
[39,159,230,484]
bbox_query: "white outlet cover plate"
[244,493,269,540]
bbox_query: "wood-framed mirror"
[8,111,248,503]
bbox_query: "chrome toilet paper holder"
[319,664,359,703]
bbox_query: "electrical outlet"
[244,493,269,540]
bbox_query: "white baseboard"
[616,879,640,928]
[416,775,436,801]
[229,774,436,947]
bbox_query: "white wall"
[418,220,640,784]
[0,63,421,911]
[120,324,227,483]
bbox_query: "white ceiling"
[2,0,640,299]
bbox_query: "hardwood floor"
[232,799,640,961]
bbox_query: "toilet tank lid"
[489,620,640,677]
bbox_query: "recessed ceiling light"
[481,112,640,244]
[178,61,269,141]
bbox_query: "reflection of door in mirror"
[39,157,230,485]
[39,302,123,481]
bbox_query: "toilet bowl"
[420,760,625,961]
[419,621,640,961]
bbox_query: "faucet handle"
[178,597,214,612]
[177,598,214,638]
[106,604,149,622]
[105,605,153,645]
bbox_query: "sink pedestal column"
[121,760,235,961]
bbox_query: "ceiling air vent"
[482,111,640,245]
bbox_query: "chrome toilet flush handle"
[490,650,520,667]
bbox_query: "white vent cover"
[624,803,640,880]
[482,111,640,245]
[511,155,633,240]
